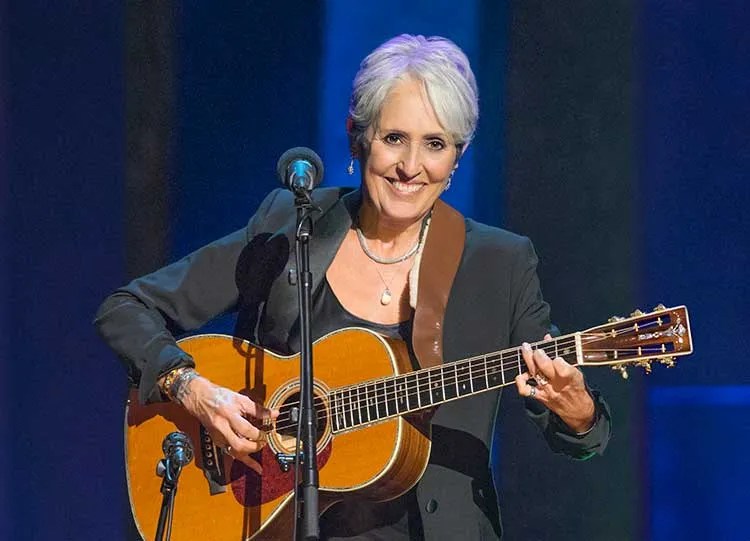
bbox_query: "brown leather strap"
[412,199,465,368]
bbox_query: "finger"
[552,356,585,384]
[515,373,536,399]
[238,395,279,422]
[544,333,553,341]
[520,342,538,376]
[224,443,264,475]
[225,428,267,456]
[532,347,554,380]
[228,413,266,442]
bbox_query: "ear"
[346,116,359,158]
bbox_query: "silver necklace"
[354,212,430,265]
[355,212,431,305]
[355,227,420,265]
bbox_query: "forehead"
[377,77,446,133]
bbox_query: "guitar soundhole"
[273,390,329,453]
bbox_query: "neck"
[357,200,426,254]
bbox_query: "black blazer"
[95,187,610,540]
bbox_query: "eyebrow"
[379,128,449,139]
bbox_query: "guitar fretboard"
[328,336,581,433]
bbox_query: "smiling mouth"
[386,178,425,194]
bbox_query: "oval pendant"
[380,288,392,305]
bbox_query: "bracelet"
[171,369,202,405]
[160,367,200,403]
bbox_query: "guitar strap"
[411,199,465,369]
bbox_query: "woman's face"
[359,77,458,227]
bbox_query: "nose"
[396,144,422,180]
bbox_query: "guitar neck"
[328,304,692,433]
[328,333,582,433]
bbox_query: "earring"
[347,158,354,176]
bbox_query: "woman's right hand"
[178,376,279,473]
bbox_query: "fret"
[396,376,408,413]
[468,360,474,394]
[517,347,523,378]
[417,370,432,408]
[350,388,359,427]
[355,386,364,426]
[366,383,378,423]
[487,354,503,387]
[404,373,417,411]
[500,353,506,385]
[483,354,490,388]
[431,367,445,403]
[374,380,382,420]
[333,391,342,431]
[554,339,559,360]
[345,388,353,427]
[384,378,397,417]
[508,348,525,381]
[456,361,472,397]
[443,364,458,401]
[471,357,488,392]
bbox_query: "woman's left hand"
[514,334,596,433]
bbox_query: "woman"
[96,34,610,540]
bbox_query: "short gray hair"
[348,34,479,153]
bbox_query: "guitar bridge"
[199,425,227,495]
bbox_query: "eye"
[426,138,446,151]
[382,133,404,145]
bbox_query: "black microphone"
[161,432,194,474]
[276,147,324,194]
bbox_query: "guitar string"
[272,319,670,431]
[270,319,674,432]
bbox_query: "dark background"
[2,1,748,540]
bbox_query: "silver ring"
[225,445,232,455]
[529,387,537,398]
[536,375,549,387]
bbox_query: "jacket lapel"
[264,189,360,346]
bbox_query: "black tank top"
[292,278,423,540]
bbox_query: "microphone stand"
[154,458,183,541]
[294,192,319,541]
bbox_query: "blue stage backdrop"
[639,1,750,539]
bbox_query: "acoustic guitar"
[125,304,692,540]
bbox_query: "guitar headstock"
[579,304,692,378]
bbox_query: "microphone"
[276,147,324,194]
[161,432,194,475]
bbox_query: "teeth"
[390,181,423,194]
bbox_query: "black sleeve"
[93,189,282,404]
[509,237,612,459]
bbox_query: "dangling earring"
[347,158,355,176]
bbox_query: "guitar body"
[126,328,431,541]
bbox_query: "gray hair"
[348,34,479,153]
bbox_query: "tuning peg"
[637,360,653,374]
[653,303,666,312]
[659,357,676,368]
[608,315,625,323]
[612,365,629,380]
[630,309,644,317]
